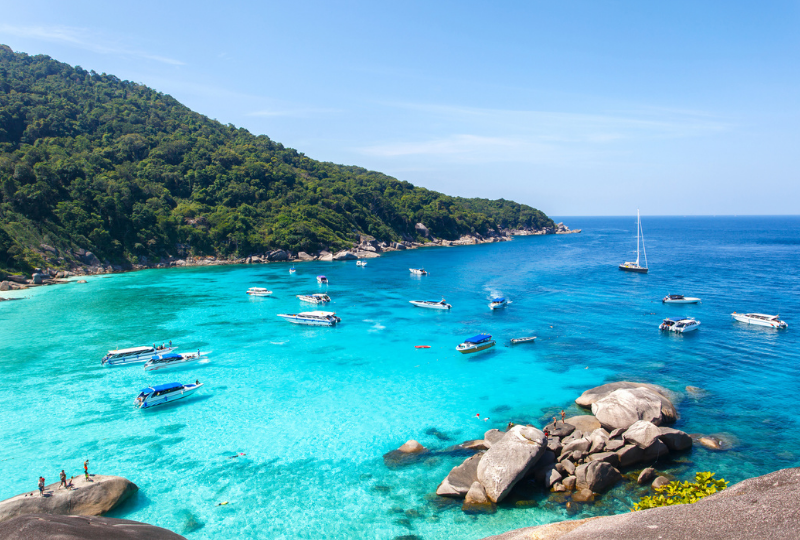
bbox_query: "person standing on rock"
[560,410,566,424]
[552,415,558,426]
[84,460,89,480]
[59,470,67,489]
[38,476,44,497]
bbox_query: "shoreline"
[1,224,580,295]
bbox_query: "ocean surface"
[1,215,799,539]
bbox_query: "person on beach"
[84,460,89,480]
[38,476,44,497]
[561,410,566,424]
[59,470,67,489]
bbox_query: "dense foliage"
[632,472,728,511]
[0,45,553,272]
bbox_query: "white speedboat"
[356,261,367,267]
[134,382,203,410]
[277,311,341,326]
[511,336,536,344]
[659,317,701,333]
[246,287,272,296]
[663,294,701,304]
[102,345,175,366]
[410,298,451,310]
[731,312,788,329]
[619,209,648,273]
[410,268,428,276]
[489,297,507,310]
[317,275,328,284]
[297,293,331,304]
[144,351,209,372]
[456,334,496,354]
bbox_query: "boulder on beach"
[0,514,185,540]
[477,425,546,503]
[591,388,665,430]
[563,416,601,434]
[577,381,678,424]
[462,482,496,514]
[575,461,621,493]
[0,475,138,523]
[622,421,662,449]
[297,251,315,261]
[437,453,483,498]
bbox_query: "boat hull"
[619,265,648,273]
[103,347,175,366]
[663,298,700,304]
[489,302,507,310]
[410,301,451,310]
[456,341,496,354]
[278,315,338,326]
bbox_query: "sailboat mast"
[636,209,640,266]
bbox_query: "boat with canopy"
[663,294,701,304]
[144,351,210,372]
[731,312,787,329]
[409,268,428,276]
[102,344,175,366]
[317,275,329,284]
[659,317,701,333]
[409,298,451,310]
[297,293,331,304]
[488,298,507,310]
[456,333,496,354]
[277,311,341,326]
[246,287,272,296]
[134,381,203,409]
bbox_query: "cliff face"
[483,467,800,540]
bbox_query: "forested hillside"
[0,45,553,273]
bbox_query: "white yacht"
[409,298,451,310]
[456,334,496,354]
[102,344,175,366]
[277,311,341,326]
[619,210,648,273]
[488,297,508,310]
[144,351,209,372]
[134,382,203,410]
[246,287,272,296]
[317,275,329,284]
[659,317,701,333]
[731,312,788,329]
[356,261,367,267]
[663,294,701,304]
[410,268,428,276]
[297,293,331,304]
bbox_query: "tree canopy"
[0,45,553,273]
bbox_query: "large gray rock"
[267,249,289,261]
[0,514,185,540]
[332,250,358,261]
[622,421,662,449]
[658,427,693,451]
[484,429,505,446]
[586,452,620,468]
[577,381,678,424]
[545,422,575,438]
[575,461,621,493]
[561,438,591,457]
[0,475,138,522]
[564,415,601,434]
[437,453,483,498]
[481,469,800,538]
[638,467,656,485]
[31,273,43,285]
[652,476,671,489]
[398,440,425,453]
[588,428,610,453]
[462,482,495,514]
[641,439,669,461]
[476,425,546,503]
[615,444,645,467]
[297,251,315,261]
[591,388,664,430]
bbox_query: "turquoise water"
[1,216,799,539]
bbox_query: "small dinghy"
[356,261,367,267]
[317,275,328,284]
[663,294,701,304]
[289,266,296,274]
[488,297,508,310]
[410,268,428,276]
[510,336,536,344]
[246,287,272,296]
[409,298,451,310]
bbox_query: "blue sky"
[1,1,798,215]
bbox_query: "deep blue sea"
[1,216,799,539]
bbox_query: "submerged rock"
[652,476,671,489]
[477,425,546,503]
[638,467,657,485]
[399,440,426,453]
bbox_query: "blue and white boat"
[102,344,175,366]
[134,382,203,409]
[289,266,296,274]
[488,297,508,310]
[277,311,341,326]
[659,317,701,333]
[144,351,210,372]
[456,333,496,354]
[317,275,328,284]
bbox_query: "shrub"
[632,472,728,511]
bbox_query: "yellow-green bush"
[632,472,728,511]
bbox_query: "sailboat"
[619,210,648,273]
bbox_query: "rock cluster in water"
[384,381,701,515]
[0,514,185,540]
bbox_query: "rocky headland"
[385,381,725,519]
[0,222,579,292]
[0,514,186,540]
[482,467,800,540]
[0,475,138,523]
